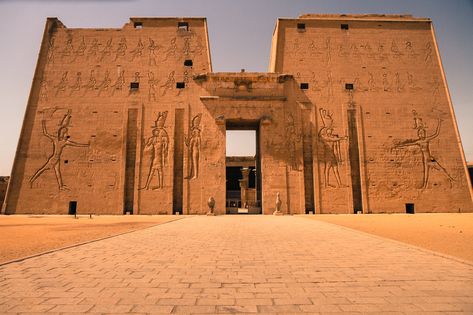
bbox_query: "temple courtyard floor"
[0,214,472,314]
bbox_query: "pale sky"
[0,0,472,175]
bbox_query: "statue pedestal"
[206,211,216,216]
[273,210,283,216]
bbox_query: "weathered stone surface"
[3,14,472,215]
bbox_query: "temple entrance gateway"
[225,124,262,214]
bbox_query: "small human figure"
[111,70,125,96]
[100,38,113,61]
[69,72,82,96]
[97,70,111,96]
[55,72,68,96]
[148,38,160,66]
[29,110,89,190]
[82,70,96,96]
[115,37,127,61]
[160,71,175,96]
[131,38,144,61]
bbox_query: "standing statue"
[318,108,347,188]
[185,113,202,180]
[273,192,283,215]
[207,196,216,216]
[29,110,89,190]
[141,111,169,190]
[393,110,453,189]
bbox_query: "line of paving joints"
[0,216,192,267]
[298,216,473,267]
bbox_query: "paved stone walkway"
[0,216,472,314]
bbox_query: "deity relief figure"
[97,70,111,96]
[73,37,87,61]
[130,38,144,61]
[111,70,125,95]
[318,108,347,188]
[69,72,82,96]
[47,37,56,64]
[55,72,68,96]
[393,110,454,189]
[148,38,160,66]
[160,71,175,96]
[163,37,177,61]
[141,111,169,190]
[185,113,202,180]
[29,110,89,190]
[87,39,99,60]
[83,70,97,95]
[100,38,113,61]
[115,37,127,61]
[285,114,299,171]
[148,71,159,101]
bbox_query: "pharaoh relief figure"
[141,111,169,190]
[29,110,89,191]
[393,110,454,189]
[318,108,348,188]
[185,113,202,180]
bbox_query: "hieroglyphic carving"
[148,38,160,65]
[405,41,416,58]
[69,72,82,96]
[163,37,177,61]
[393,110,453,189]
[47,37,56,64]
[185,113,202,180]
[97,70,111,96]
[183,37,191,55]
[39,80,48,102]
[141,111,169,190]
[130,38,144,61]
[394,72,403,93]
[148,71,159,101]
[391,40,402,58]
[407,72,421,92]
[318,108,347,188]
[325,72,334,101]
[55,72,68,96]
[83,70,97,96]
[87,39,99,60]
[160,71,175,96]
[73,37,86,61]
[324,38,332,65]
[61,35,74,62]
[100,38,113,61]
[114,37,127,61]
[424,42,433,64]
[111,70,125,95]
[285,114,300,171]
[29,109,89,190]
[382,72,390,92]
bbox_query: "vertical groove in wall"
[173,109,184,214]
[347,109,363,213]
[124,109,138,214]
[302,113,315,213]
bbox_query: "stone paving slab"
[0,215,472,314]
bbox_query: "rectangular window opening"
[130,82,139,90]
[184,59,193,67]
[297,23,306,31]
[176,82,185,89]
[345,83,354,90]
[341,24,349,30]
[68,201,77,215]
[300,83,309,90]
[406,203,415,214]
[178,22,189,31]
[134,22,143,29]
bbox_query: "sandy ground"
[303,213,473,262]
[0,215,181,264]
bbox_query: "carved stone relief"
[130,38,144,61]
[163,37,177,61]
[285,114,300,171]
[148,71,159,101]
[69,72,82,96]
[83,70,97,96]
[30,109,89,190]
[100,38,113,62]
[393,110,454,189]
[141,111,169,190]
[318,108,347,188]
[111,70,125,96]
[47,36,56,64]
[55,71,68,96]
[160,71,175,96]
[114,37,127,61]
[97,70,111,96]
[185,113,202,180]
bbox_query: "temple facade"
[3,14,472,215]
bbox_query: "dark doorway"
[406,203,415,214]
[225,121,261,214]
[68,201,77,215]
[124,109,138,214]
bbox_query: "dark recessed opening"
[297,23,306,30]
[176,82,185,89]
[184,59,193,67]
[341,24,349,30]
[178,22,189,31]
[64,160,69,164]
[345,83,354,90]
[130,82,139,90]
[406,203,415,214]
[134,22,143,29]
[68,201,77,215]
[300,83,309,90]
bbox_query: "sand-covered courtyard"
[0,215,180,264]
[304,213,473,262]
